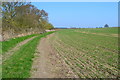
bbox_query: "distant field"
[76,27,119,34]
[50,27,119,78]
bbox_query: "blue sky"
[32,2,118,28]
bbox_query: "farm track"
[31,33,78,78]
[2,36,37,62]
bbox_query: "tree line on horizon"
[1,2,54,40]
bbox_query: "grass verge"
[2,34,39,54]
[2,31,55,78]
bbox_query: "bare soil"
[31,33,78,78]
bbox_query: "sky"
[31,2,118,28]
[2,0,119,2]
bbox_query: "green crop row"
[50,28,118,78]
[57,29,118,65]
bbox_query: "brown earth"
[30,33,78,78]
[2,36,37,62]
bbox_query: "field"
[49,27,119,78]
[2,2,119,79]
[2,27,119,78]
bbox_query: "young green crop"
[50,28,118,78]
[75,27,119,34]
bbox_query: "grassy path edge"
[2,36,37,62]
[2,31,55,78]
[2,34,39,54]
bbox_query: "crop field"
[49,27,119,78]
[1,27,119,78]
[2,1,119,79]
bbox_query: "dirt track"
[31,33,78,78]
